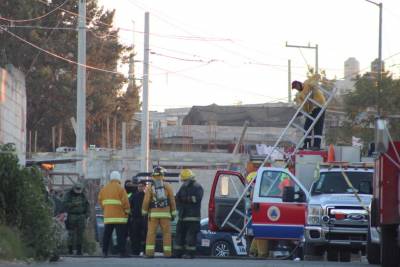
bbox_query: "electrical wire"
[0,25,124,75]
[0,0,70,23]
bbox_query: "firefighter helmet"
[152,166,166,178]
[180,169,195,181]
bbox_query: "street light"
[365,0,383,114]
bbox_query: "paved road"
[0,257,378,267]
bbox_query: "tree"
[337,72,400,147]
[0,0,140,151]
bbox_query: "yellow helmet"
[180,169,195,181]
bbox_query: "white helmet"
[110,171,121,181]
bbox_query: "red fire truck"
[367,119,400,267]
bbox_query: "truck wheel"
[367,227,381,264]
[326,247,339,261]
[381,225,399,267]
[304,243,324,257]
[339,249,351,262]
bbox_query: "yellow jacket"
[295,79,326,113]
[98,180,130,224]
[142,181,177,219]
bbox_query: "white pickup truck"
[304,164,373,262]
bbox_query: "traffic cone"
[327,144,335,162]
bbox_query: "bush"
[0,144,58,260]
[0,225,27,260]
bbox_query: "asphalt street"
[0,257,378,267]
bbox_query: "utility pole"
[286,42,319,75]
[288,59,292,102]
[76,0,87,177]
[140,12,150,172]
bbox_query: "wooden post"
[106,117,110,148]
[52,126,56,152]
[113,117,117,149]
[58,126,63,147]
[122,122,127,151]
[34,131,37,153]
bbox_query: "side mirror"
[375,119,389,153]
[282,186,295,202]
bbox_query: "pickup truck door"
[208,170,246,232]
[252,168,309,240]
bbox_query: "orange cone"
[327,144,335,162]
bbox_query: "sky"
[98,0,400,112]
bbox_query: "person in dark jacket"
[174,169,204,259]
[63,183,90,255]
[129,180,147,255]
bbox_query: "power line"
[0,25,124,75]
[0,0,70,23]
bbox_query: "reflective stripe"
[104,217,128,223]
[174,245,183,249]
[142,209,148,215]
[149,212,171,218]
[163,246,172,252]
[102,199,122,205]
[127,193,132,198]
[146,245,155,250]
[314,135,323,139]
[185,246,196,251]
[182,217,200,221]
[191,196,197,203]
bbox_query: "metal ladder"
[221,84,338,237]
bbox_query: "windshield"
[311,171,373,195]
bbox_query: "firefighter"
[292,78,326,149]
[98,171,130,258]
[142,166,177,258]
[63,183,89,255]
[174,169,204,259]
[129,180,147,255]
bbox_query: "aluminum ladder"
[221,84,338,237]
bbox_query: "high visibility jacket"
[142,181,177,219]
[98,180,130,224]
[295,79,326,113]
[176,179,203,221]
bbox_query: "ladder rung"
[292,123,306,133]
[307,98,324,109]
[234,208,249,219]
[318,86,332,98]
[300,110,315,121]
[226,221,241,232]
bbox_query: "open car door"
[208,170,246,232]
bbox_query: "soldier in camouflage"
[63,183,90,255]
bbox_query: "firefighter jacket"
[142,181,177,219]
[176,179,204,221]
[295,79,326,114]
[98,180,130,224]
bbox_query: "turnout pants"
[174,221,200,257]
[102,224,127,255]
[145,217,172,257]
[303,107,325,149]
[129,217,147,255]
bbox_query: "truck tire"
[381,225,399,267]
[339,248,351,262]
[326,247,339,261]
[367,227,381,264]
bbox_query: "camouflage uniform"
[63,184,89,255]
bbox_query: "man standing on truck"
[292,77,326,149]
[174,169,204,259]
[142,166,177,258]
